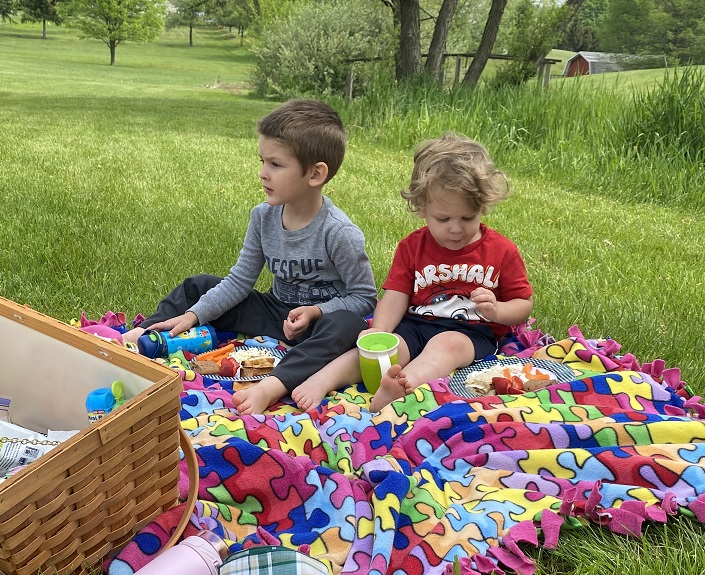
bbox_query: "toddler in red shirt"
[292,133,533,412]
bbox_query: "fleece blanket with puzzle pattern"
[102,324,705,575]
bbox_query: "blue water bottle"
[86,388,116,423]
[137,325,217,359]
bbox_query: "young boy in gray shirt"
[123,99,377,414]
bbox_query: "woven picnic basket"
[0,298,198,575]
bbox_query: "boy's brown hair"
[402,132,510,215]
[257,99,346,184]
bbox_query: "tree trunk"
[462,0,507,88]
[425,0,458,81]
[42,19,46,39]
[109,41,116,65]
[189,23,193,47]
[387,1,403,79]
[397,0,422,80]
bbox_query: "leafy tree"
[488,0,564,87]
[599,0,704,63]
[60,0,166,65]
[551,0,586,44]
[0,0,17,21]
[557,0,607,51]
[650,0,705,63]
[558,15,599,51]
[445,0,492,51]
[210,0,256,40]
[166,0,211,46]
[580,0,609,28]
[20,0,62,39]
[598,0,655,54]
[514,0,584,79]
[248,0,301,33]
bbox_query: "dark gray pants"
[140,275,367,392]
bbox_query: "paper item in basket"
[0,420,60,474]
[464,363,557,396]
[48,429,80,442]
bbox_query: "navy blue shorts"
[393,315,498,364]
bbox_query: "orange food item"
[197,343,235,364]
[522,363,550,380]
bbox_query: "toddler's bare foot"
[291,380,328,411]
[122,327,145,346]
[232,376,287,415]
[369,364,407,412]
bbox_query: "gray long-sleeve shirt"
[189,196,377,324]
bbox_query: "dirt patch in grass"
[205,76,253,95]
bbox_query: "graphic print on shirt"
[408,263,500,321]
[266,256,341,304]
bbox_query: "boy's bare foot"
[369,364,407,412]
[232,376,287,415]
[122,327,145,346]
[291,380,328,411]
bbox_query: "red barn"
[563,52,626,76]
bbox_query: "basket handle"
[163,426,199,551]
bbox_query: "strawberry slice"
[218,357,240,377]
[492,376,525,395]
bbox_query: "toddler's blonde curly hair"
[402,133,509,215]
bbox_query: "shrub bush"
[250,0,394,99]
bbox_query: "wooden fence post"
[543,62,552,89]
[345,66,354,100]
[537,61,553,89]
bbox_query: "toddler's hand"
[358,326,384,338]
[471,288,498,322]
[283,306,322,340]
[149,312,198,337]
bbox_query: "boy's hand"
[471,287,499,322]
[283,306,322,340]
[149,311,198,337]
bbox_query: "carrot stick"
[197,343,234,363]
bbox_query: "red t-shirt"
[382,224,533,339]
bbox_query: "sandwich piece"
[240,356,276,378]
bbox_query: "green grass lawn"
[2,23,705,574]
